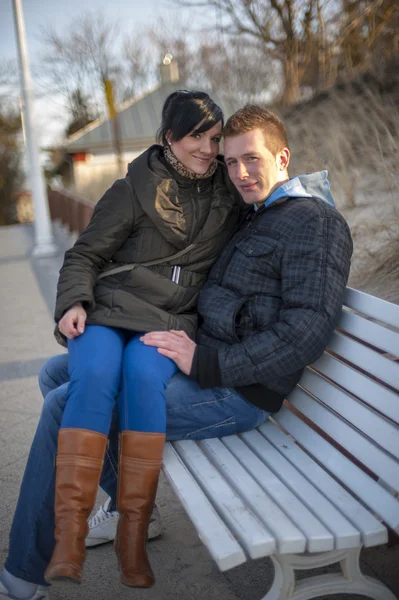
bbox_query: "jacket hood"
[262,170,335,209]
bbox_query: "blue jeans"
[5,354,269,585]
[65,325,178,433]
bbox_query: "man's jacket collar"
[261,170,335,210]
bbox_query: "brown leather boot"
[45,428,107,584]
[115,431,165,588]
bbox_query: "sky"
[0,0,205,149]
[1,0,178,61]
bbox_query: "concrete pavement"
[0,223,398,600]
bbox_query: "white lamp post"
[12,0,57,257]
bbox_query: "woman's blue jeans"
[5,354,269,586]
[64,325,178,433]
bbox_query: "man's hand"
[58,303,87,339]
[140,330,196,375]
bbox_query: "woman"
[45,90,240,589]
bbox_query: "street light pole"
[12,0,57,257]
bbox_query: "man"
[0,106,352,600]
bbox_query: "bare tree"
[65,88,97,137]
[121,35,154,101]
[170,0,398,105]
[38,11,125,128]
[337,0,399,80]
[197,33,277,101]
[0,60,19,104]
[76,13,122,97]
[0,105,23,225]
[169,0,333,105]
[147,15,275,100]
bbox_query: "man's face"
[224,128,288,206]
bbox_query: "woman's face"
[169,121,222,175]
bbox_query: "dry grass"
[284,74,399,304]
[349,231,399,303]
[285,76,398,210]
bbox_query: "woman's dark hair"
[157,90,224,146]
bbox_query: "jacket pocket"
[235,236,280,289]
[234,298,257,340]
[235,236,277,257]
[199,286,249,343]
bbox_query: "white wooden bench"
[162,287,399,600]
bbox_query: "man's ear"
[277,148,290,171]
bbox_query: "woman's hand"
[58,303,87,339]
[140,330,196,375]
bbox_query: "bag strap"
[97,243,197,280]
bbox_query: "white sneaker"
[86,497,119,547]
[86,497,162,547]
[0,580,50,599]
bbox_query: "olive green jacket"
[55,146,240,344]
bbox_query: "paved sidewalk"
[0,224,397,600]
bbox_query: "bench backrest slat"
[299,369,399,459]
[327,331,399,389]
[311,353,399,424]
[337,309,399,356]
[285,386,399,487]
[344,287,399,329]
[273,406,399,532]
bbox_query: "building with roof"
[58,58,241,201]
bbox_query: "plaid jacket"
[197,195,353,397]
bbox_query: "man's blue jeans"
[5,354,269,586]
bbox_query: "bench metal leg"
[263,548,397,600]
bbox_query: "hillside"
[283,65,399,304]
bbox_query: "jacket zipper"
[189,181,200,241]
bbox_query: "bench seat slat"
[200,436,310,554]
[259,422,387,547]
[287,387,399,487]
[327,332,399,389]
[274,407,399,532]
[311,353,399,424]
[344,287,399,329]
[299,369,399,459]
[173,440,276,559]
[200,437,318,553]
[162,443,246,571]
[337,309,399,357]
[226,432,361,550]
